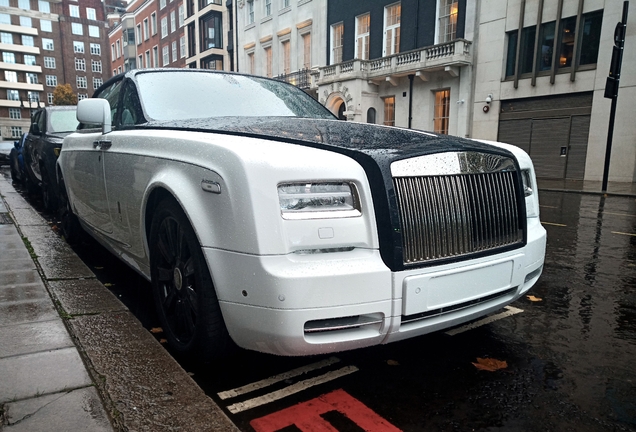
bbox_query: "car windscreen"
[136,72,335,121]
[49,110,79,133]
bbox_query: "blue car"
[9,133,28,185]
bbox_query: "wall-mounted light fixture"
[485,94,493,104]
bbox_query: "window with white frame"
[18,0,29,10]
[86,7,96,20]
[71,22,83,35]
[22,35,34,46]
[69,4,79,17]
[0,13,9,24]
[438,0,458,43]
[73,41,85,53]
[143,18,149,40]
[76,76,87,88]
[331,23,343,64]
[20,16,32,27]
[355,13,370,60]
[247,51,254,74]
[1,32,12,44]
[45,75,57,86]
[47,92,53,104]
[111,43,115,60]
[28,91,39,102]
[145,50,150,68]
[137,54,142,68]
[153,46,158,67]
[302,32,311,69]
[264,46,272,77]
[26,72,38,84]
[4,71,17,82]
[24,54,36,65]
[2,52,14,63]
[282,0,290,8]
[265,0,271,16]
[172,41,177,62]
[9,108,21,119]
[117,66,122,73]
[90,43,101,55]
[38,0,50,13]
[116,39,121,58]
[433,89,450,133]
[93,77,103,89]
[11,126,23,138]
[75,58,85,71]
[151,12,157,35]
[44,56,55,68]
[179,35,186,57]
[77,93,88,100]
[136,24,142,44]
[40,19,52,32]
[384,2,401,56]
[7,90,19,101]
[247,0,254,24]
[170,11,175,32]
[162,45,169,65]
[281,39,290,74]
[161,17,167,38]
[89,25,99,37]
[92,60,102,72]
[178,5,184,27]
[160,0,166,9]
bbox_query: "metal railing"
[274,68,311,90]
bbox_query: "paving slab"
[0,282,48,303]
[48,279,127,316]
[0,319,74,359]
[0,299,59,327]
[0,257,37,272]
[70,311,240,432]
[36,253,95,280]
[0,347,92,403]
[7,208,47,226]
[0,269,42,287]
[0,193,32,210]
[18,225,68,258]
[3,387,112,432]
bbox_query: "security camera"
[485,94,493,104]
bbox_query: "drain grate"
[0,213,13,224]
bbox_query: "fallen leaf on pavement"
[94,266,104,270]
[150,327,163,334]
[526,295,542,302]
[387,360,400,366]
[159,339,168,344]
[104,283,114,287]
[472,357,508,372]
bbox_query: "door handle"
[93,140,112,150]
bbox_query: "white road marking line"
[601,211,636,218]
[445,306,524,336]
[226,366,359,414]
[612,231,636,237]
[217,356,341,400]
[541,221,567,227]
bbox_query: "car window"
[30,111,41,134]
[119,81,144,126]
[136,71,335,121]
[98,79,124,125]
[48,110,79,133]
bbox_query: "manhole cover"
[0,213,13,224]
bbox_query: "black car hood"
[139,117,523,270]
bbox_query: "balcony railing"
[314,39,472,87]
[274,68,311,90]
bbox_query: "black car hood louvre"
[138,117,524,271]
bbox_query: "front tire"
[41,165,58,213]
[58,176,84,244]
[149,198,231,361]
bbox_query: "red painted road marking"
[250,389,401,432]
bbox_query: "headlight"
[521,169,533,196]
[521,169,540,218]
[278,182,361,219]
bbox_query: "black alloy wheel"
[149,198,231,361]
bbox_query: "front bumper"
[205,218,546,356]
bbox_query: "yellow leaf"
[159,338,168,344]
[94,266,104,270]
[387,360,400,366]
[104,283,114,287]
[150,327,163,334]
[472,357,508,372]
[526,295,542,302]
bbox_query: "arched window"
[337,101,346,120]
[367,107,376,124]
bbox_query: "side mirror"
[30,123,40,135]
[77,98,112,134]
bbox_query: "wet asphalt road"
[2,166,635,431]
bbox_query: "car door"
[24,110,44,183]
[64,79,124,235]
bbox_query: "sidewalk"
[0,175,239,431]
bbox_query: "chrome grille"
[394,171,523,265]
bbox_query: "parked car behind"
[23,106,78,211]
[58,69,546,361]
[9,133,28,184]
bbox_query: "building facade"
[471,0,635,183]
[183,0,232,70]
[312,0,475,137]
[0,0,110,140]
[236,0,327,93]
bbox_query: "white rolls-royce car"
[57,69,546,360]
